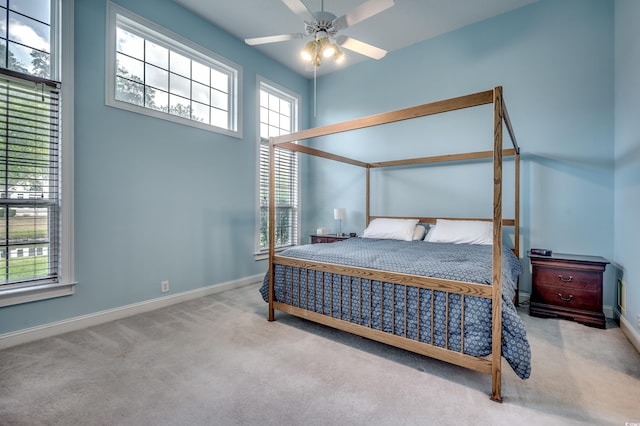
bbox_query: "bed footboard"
[269,255,503,400]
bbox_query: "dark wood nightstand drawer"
[532,282,600,311]
[534,267,600,291]
[310,235,351,244]
[312,236,334,244]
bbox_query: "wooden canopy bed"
[262,87,526,402]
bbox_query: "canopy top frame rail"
[269,87,519,169]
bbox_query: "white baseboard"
[620,315,640,354]
[0,274,264,350]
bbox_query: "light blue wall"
[614,0,640,335]
[0,0,310,334]
[2,0,632,337]
[305,0,616,307]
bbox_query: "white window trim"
[0,0,76,307]
[105,2,243,138]
[254,76,301,260]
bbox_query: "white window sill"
[254,246,295,261]
[0,282,76,308]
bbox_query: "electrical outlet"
[161,280,169,293]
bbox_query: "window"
[0,65,60,290]
[106,2,242,137]
[256,79,300,255]
[0,0,74,307]
[0,0,53,78]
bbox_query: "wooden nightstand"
[310,234,351,244]
[528,252,609,328]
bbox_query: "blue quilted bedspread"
[260,238,531,379]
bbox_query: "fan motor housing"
[305,11,338,37]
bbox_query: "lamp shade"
[333,208,346,220]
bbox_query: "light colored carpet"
[1,283,639,426]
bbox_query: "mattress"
[260,238,531,379]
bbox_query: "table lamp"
[334,208,346,236]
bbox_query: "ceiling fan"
[245,0,395,69]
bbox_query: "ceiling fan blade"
[337,36,387,60]
[282,0,316,23]
[334,0,395,31]
[245,33,305,46]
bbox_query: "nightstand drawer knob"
[558,274,573,282]
[558,293,574,302]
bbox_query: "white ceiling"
[174,0,538,77]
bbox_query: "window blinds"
[0,70,60,286]
[259,138,298,251]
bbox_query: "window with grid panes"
[0,0,69,303]
[257,80,299,254]
[106,2,241,137]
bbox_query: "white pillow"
[363,218,419,241]
[426,219,493,245]
[424,225,436,242]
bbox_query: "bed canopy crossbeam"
[369,148,517,168]
[368,216,516,226]
[267,86,520,402]
[271,88,520,160]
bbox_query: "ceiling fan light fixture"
[301,40,317,62]
[318,37,335,58]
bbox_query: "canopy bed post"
[501,92,521,259]
[491,86,504,402]
[515,153,520,257]
[268,137,276,322]
[366,166,371,226]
